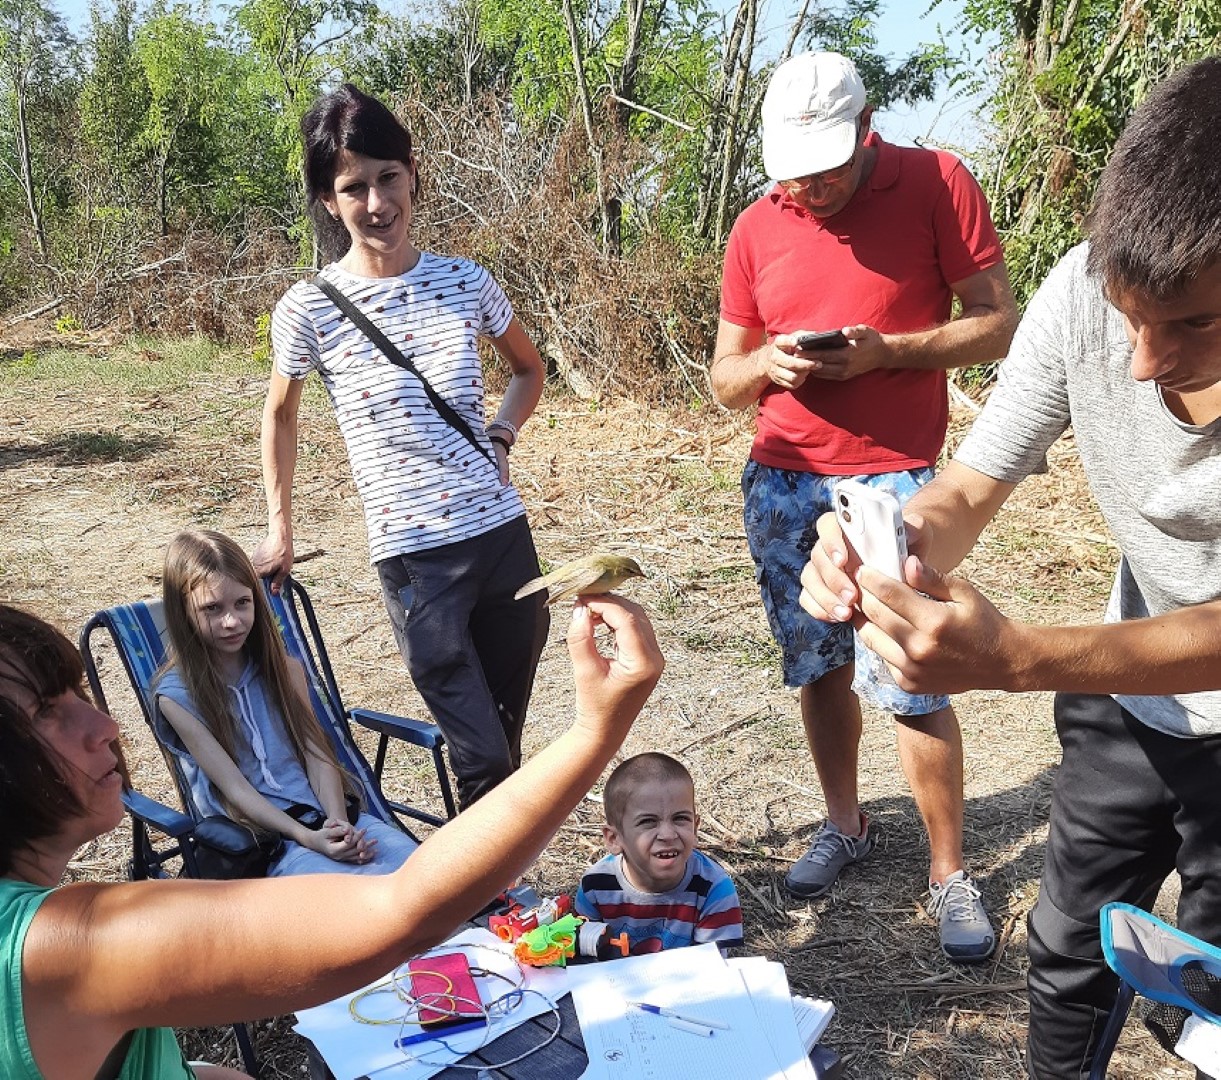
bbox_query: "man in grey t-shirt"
[800,59,1221,1079]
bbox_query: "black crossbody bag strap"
[314,277,494,466]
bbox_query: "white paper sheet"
[790,995,835,1052]
[1176,1013,1221,1077]
[570,943,797,1080]
[729,956,818,1080]
[294,927,565,1080]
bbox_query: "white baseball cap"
[761,52,866,182]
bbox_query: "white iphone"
[832,479,908,582]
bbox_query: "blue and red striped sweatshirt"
[574,850,744,954]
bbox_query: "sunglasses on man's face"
[780,149,858,192]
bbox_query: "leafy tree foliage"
[808,0,949,108]
[954,0,1221,305]
[1,0,956,400]
[0,0,76,255]
[77,0,150,212]
[136,5,234,235]
[343,3,515,108]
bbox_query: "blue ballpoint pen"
[361,1021,490,1080]
[628,1001,730,1030]
[395,1018,487,1048]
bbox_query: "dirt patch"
[0,336,1185,1078]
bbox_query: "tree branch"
[1073,0,1147,113]
[606,92,694,131]
[1057,0,1084,48]
[560,0,612,253]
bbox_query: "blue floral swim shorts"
[741,460,949,716]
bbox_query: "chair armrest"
[350,708,444,750]
[122,788,195,839]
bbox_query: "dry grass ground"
[0,327,1190,1078]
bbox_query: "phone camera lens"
[838,493,849,508]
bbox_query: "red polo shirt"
[720,135,1003,473]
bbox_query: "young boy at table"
[575,752,744,954]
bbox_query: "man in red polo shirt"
[712,52,1017,961]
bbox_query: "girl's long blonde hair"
[158,529,360,825]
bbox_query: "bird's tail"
[513,573,553,600]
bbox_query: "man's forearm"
[883,304,1017,373]
[903,461,1016,573]
[711,344,770,410]
[1009,605,1221,696]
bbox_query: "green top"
[1,878,194,1079]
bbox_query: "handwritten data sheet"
[569,943,809,1080]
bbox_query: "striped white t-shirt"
[272,254,526,562]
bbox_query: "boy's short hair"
[1087,56,1221,300]
[603,752,694,828]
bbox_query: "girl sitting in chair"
[155,528,416,875]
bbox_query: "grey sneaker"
[927,870,995,963]
[784,813,875,899]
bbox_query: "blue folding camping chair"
[79,575,457,1074]
[1090,903,1221,1079]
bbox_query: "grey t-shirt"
[955,242,1221,738]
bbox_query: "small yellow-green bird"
[514,553,645,606]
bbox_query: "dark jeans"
[376,516,549,810]
[1026,693,1221,1079]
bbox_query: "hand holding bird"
[515,553,644,606]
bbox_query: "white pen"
[628,1000,731,1030]
[667,1016,715,1037]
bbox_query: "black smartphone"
[796,330,849,351]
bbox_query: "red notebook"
[407,953,483,1031]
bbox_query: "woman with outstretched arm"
[1,595,663,1080]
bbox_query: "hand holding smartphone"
[796,329,849,351]
[832,480,908,582]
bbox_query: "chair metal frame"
[1089,982,1138,1080]
[78,574,458,1075]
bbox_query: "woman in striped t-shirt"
[254,84,549,811]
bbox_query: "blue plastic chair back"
[97,599,169,718]
[1102,903,1221,1023]
[84,598,206,819]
